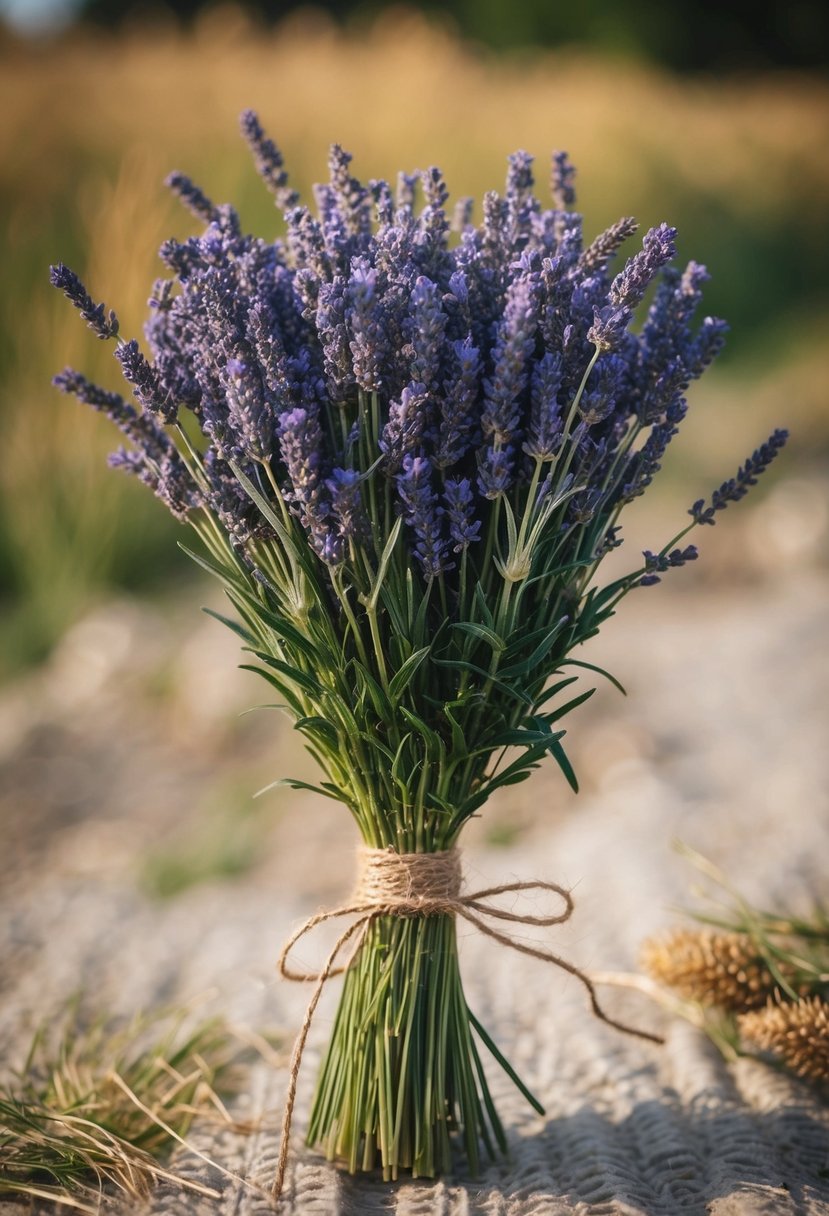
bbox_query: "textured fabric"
[2,573,829,1214]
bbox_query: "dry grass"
[0,1002,268,1212]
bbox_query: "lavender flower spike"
[435,337,481,469]
[477,443,515,500]
[690,429,789,525]
[611,223,678,311]
[579,217,639,274]
[588,223,677,352]
[239,109,299,209]
[326,467,368,541]
[524,352,563,460]
[223,357,275,462]
[639,544,698,586]
[347,257,388,393]
[115,339,177,422]
[165,172,221,225]
[481,267,541,445]
[407,275,447,392]
[397,454,452,578]
[551,151,576,210]
[279,406,342,564]
[49,264,119,340]
[381,381,431,472]
[443,478,481,552]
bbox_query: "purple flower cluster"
[639,545,698,586]
[690,429,789,526]
[52,114,787,581]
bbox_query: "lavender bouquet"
[51,113,786,1193]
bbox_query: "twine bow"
[272,846,662,1199]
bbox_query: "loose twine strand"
[272,846,663,1200]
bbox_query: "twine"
[272,846,663,1200]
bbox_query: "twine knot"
[272,846,662,1200]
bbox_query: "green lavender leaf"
[388,646,431,704]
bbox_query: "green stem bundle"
[306,913,511,1180]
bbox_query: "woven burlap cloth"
[2,573,829,1214]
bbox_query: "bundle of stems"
[51,114,787,1179]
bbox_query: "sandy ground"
[2,527,829,1213]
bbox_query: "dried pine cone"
[641,928,787,1011]
[739,997,829,1082]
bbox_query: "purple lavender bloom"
[328,144,372,240]
[505,151,536,251]
[396,454,452,578]
[54,367,170,457]
[419,166,451,276]
[619,398,687,504]
[435,337,482,469]
[240,109,299,209]
[165,172,222,225]
[482,190,510,271]
[286,207,331,283]
[204,451,272,544]
[579,217,639,274]
[585,303,631,354]
[54,368,199,519]
[588,224,677,352]
[49,264,119,340]
[313,181,349,266]
[115,339,178,422]
[326,467,368,541]
[443,477,481,552]
[222,356,274,461]
[639,544,698,586]
[481,270,541,445]
[247,302,289,396]
[673,261,710,324]
[690,429,789,525]
[578,354,623,427]
[524,352,563,460]
[611,223,677,311]
[381,381,431,472]
[370,178,395,227]
[451,197,474,233]
[645,544,698,571]
[685,316,729,378]
[279,406,342,563]
[594,525,623,559]
[406,276,447,392]
[478,443,515,500]
[54,368,148,438]
[396,171,419,211]
[550,151,576,210]
[315,275,355,400]
[158,236,205,280]
[279,407,324,503]
[54,120,762,596]
[640,261,713,376]
[346,258,388,393]
[109,446,198,521]
[443,269,472,334]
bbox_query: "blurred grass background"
[0,1,828,679]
